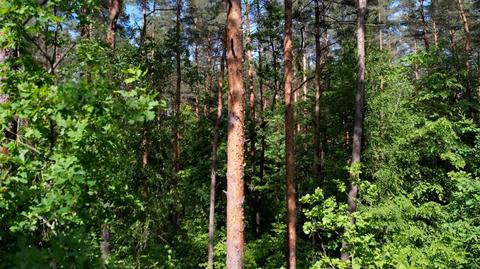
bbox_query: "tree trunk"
[226,0,245,267]
[245,0,260,237]
[245,0,256,176]
[341,0,367,261]
[256,0,265,237]
[271,38,279,110]
[455,0,472,53]
[174,0,182,173]
[455,0,473,96]
[140,0,148,45]
[419,0,429,50]
[194,43,200,117]
[284,0,296,268]
[313,0,323,179]
[208,29,226,269]
[142,128,149,167]
[106,0,122,48]
[100,225,110,263]
[431,20,438,46]
[103,0,122,258]
[301,28,308,101]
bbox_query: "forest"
[0,0,479,268]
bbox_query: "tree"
[283,0,296,267]
[208,26,226,269]
[107,0,122,48]
[341,0,367,261]
[313,0,324,178]
[174,0,182,173]
[226,0,245,267]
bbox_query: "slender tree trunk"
[413,40,421,80]
[194,43,200,117]
[301,28,308,101]
[106,0,122,48]
[284,0,296,267]
[271,39,279,109]
[142,128,149,167]
[419,0,429,50]
[245,0,260,237]
[174,0,182,173]
[100,225,110,263]
[245,0,256,175]
[139,3,149,168]
[102,2,122,257]
[256,0,265,237]
[206,33,214,114]
[455,0,472,54]
[431,16,438,47]
[208,29,226,269]
[341,0,367,261]
[313,0,323,179]
[226,0,245,267]
[455,0,473,96]
[140,0,148,45]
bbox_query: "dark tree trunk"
[419,0,429,50]
[271,39,279,109]
[341,0,367,261]
[140,0,148,45]
[313,0,323,179]
[256,0,265,237]
[174,0,182,173]
[207,28,226,269]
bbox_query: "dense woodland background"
[1,0,480,268]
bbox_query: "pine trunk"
[208,29,226,269]
[284,0,296,267]
[313,0,323,179]
[226,0,245,267]
[341,0,367,261]
[107,0,122,48]
[174,0,182,173]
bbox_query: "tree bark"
[174,0,182,173]
[208,28,226,269]
[100,225,110,263]
[245,0,260,237]
[301,28,308,101]
[284,0,296,268]
[341,0,367,261]
[245,0,256,176]
[256,0,265,237]
[455,0,472,53]
[140,0,148,45]
[106,0,122,48]
[313,0,323,179]
[419,0,429,50]
[271,38,279,110]
[455,0,473,96]
[226,0,245,267]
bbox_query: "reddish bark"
[226,0,245,267]
[284,0,296,267]
[106,0,122,48]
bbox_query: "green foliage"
[1,0,480,268]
